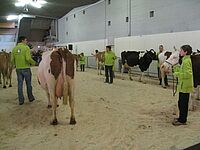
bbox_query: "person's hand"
[35,62,39,66]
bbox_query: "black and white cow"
[121,49,157,83]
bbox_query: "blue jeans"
[16,68,35,104]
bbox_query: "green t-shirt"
[79,56,85,65]
[173,55,194,93]
[11,43,36,69]
[104,51,116,66]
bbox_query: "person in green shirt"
[104,46,116,84]
[79,52,85,72]
[172,45,194,126]
[11,36,36,105]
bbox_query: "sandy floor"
[1,67,200,150]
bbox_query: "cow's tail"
[62,58,68,105]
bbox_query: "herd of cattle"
[0,47,200,125]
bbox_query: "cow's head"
[146,49,157,60]
[161,50,180,73]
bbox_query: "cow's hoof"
[129,77,133,81]
[50,119,58,125]
[70,117,76,125]
[47,105,52,108]
[9,85,12,87]
[3,86,6,88]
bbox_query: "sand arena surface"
[0,67,200,150]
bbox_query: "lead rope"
[172,67,178,96]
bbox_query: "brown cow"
[37,48,76,125]
[0,52,13,88]
[92,50,105,75]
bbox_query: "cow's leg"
[76,60,78,71]
[129,68,133,81]
[8,71,12,87]
[6,78,8,85]
[189,91,196,111]
[69,80,76,125]
[121,65,125,80]
[195,86,200,100]
[188,87,200,111]
[9,76,12,87]
[139,72,146,84]
[139,72,142,82]
[160,70,166,88]
[48,81,58,125]
[99,63,103,75]
[0,72,2,84]
[97,61,100,75]
[2,73,6,88]
[50,93,58,125]
[45,91,51,108]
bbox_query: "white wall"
[58,17,67,44]
[115,30,200,57]
[56,39,108,56]
[0,42,16,52]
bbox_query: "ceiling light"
[14,0,47,8]
[38,0,47,4]
[15,2,25,7]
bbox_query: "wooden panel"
[0,29,17,34]
[0,22,16,28]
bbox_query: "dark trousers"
[80,64,85,72]
[157,67,168,85]
[178,92,190,123]
[16,68,35,104]
[105,65,113,83]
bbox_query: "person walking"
[11,36,36,105]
